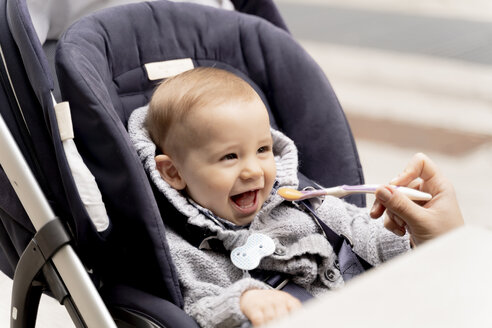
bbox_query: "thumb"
[375,186,427,225]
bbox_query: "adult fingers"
[370,199,386,219]
[391,153,440,189]
[376,186,427,226]
[390,211,406,228]
[406,178,423,191]
[384,213,406,236]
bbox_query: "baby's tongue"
[232,191,256,208]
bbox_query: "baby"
[129,67,458,327]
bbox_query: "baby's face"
[174,97,276,225]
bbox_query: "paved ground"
[2,0,491,326]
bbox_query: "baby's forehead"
[192,99,267,125]
[179,100,269,138]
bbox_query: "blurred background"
[2,0,492,326]
[276,0,492,229]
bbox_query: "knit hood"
[128,105,300,250]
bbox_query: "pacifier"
[230,233,275,271]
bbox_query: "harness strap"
[300,200,373,280]
[250,269,313,303]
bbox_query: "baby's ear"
[155,155,186,190]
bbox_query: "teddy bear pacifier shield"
[231,233,275,271]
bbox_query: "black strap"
[300,200,372,280]
[299,200,345,253]
[250,269,313,303]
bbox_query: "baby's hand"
[240,289,301,326]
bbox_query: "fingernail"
[393,227,405,237]
[377,187,392,202]
[369,205,380,219]
[370,203,377,215]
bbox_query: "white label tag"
[144,58,194,80]
[54,101,74,141]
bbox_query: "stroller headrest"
[56,1,304,127]
[56,0,365,190]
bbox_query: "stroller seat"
[0,0,364,326]
[55,0,365,325]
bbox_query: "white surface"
[266,226,492,327]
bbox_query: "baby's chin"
[224,204,265,226]
[225,212,257,227]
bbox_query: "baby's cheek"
[267,160,277,180]
[204,179,232,197]
[266,169,276,190]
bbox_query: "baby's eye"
[257,146,271,154]
[222,153,238,161]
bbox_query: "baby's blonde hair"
[145,67,259,154]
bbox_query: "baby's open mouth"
[230,190,258,212]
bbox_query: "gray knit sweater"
[128,106,410,328]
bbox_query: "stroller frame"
[0,81,115,327]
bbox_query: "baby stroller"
[0,0,365,326]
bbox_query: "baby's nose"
[240,160,263,180]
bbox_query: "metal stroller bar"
[0,110,116,327]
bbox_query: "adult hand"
[240,289,301,327]
[370,153,464,246]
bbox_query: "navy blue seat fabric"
[56,0,365,310]
[0,0,303,325]
[1,0,121,283]
[1,0,104,280]
[102,283,200,327]
[1,0,290,281]
[0,0,47,277]
[1,0,318,326]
